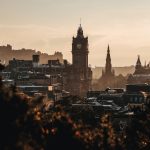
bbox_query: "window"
[139,97,143,103]
[134,97,138,103]
[130,97,133,102]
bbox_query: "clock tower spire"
[77,23,84,38]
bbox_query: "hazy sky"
[0,0,150,67]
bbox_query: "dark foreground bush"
[0,78,150,149]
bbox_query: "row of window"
[129,96,144,103]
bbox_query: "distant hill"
[0,44,63,64]
[92,66,135,79]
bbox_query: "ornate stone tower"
[98,45,116,90]
[72,24,89,77]
[65,24,92,97]
[102,45,115,78]
[105,45,112,75]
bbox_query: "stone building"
[64,25,92,97]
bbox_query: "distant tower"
[105,45,112,75]
[72,24,88,71]
[65,24,92,96]
[99,45,115,90]
[102,44,115,77]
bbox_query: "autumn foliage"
[0,73,150,149]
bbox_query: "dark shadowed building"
[64,25,92,97]
[128,56,150,84]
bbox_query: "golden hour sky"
[0,0,150,67]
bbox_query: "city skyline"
[0,0,150,66]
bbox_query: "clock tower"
[72,24,89,74]
[65,24,92,96]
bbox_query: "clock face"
[77,44,82,49]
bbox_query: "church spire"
[105,44,112,75]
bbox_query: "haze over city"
[1,1,150,149]
[0,0,150,66]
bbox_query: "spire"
[136,55,141,66]
[77,23,84,38]
[105,44,112,75]
[135,55,142,70]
